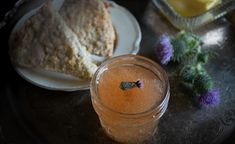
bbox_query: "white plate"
[10,0,142,91]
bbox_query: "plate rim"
[15,67,90,91]
[109,1,142,55]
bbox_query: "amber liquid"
[93,65,164,143]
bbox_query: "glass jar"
[152,0,235,30]
[90,54,170,143]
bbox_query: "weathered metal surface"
[1,0,235,144]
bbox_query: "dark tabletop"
[1,0,235,144]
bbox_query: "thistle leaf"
[171,31,202,63]
[171,39,187,62]
[197,52,209,64]
[179,65,197,83]
[193,73,214,94]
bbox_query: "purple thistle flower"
[135,80,144,88]
[155,34,174,65]
[120,80,144,90]
[198,88,220,107]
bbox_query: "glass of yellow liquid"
[90,54,170,143]
[152,0,235,30]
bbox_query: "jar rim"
[90,54,170,119]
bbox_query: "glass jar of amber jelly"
[90,54,170,143]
